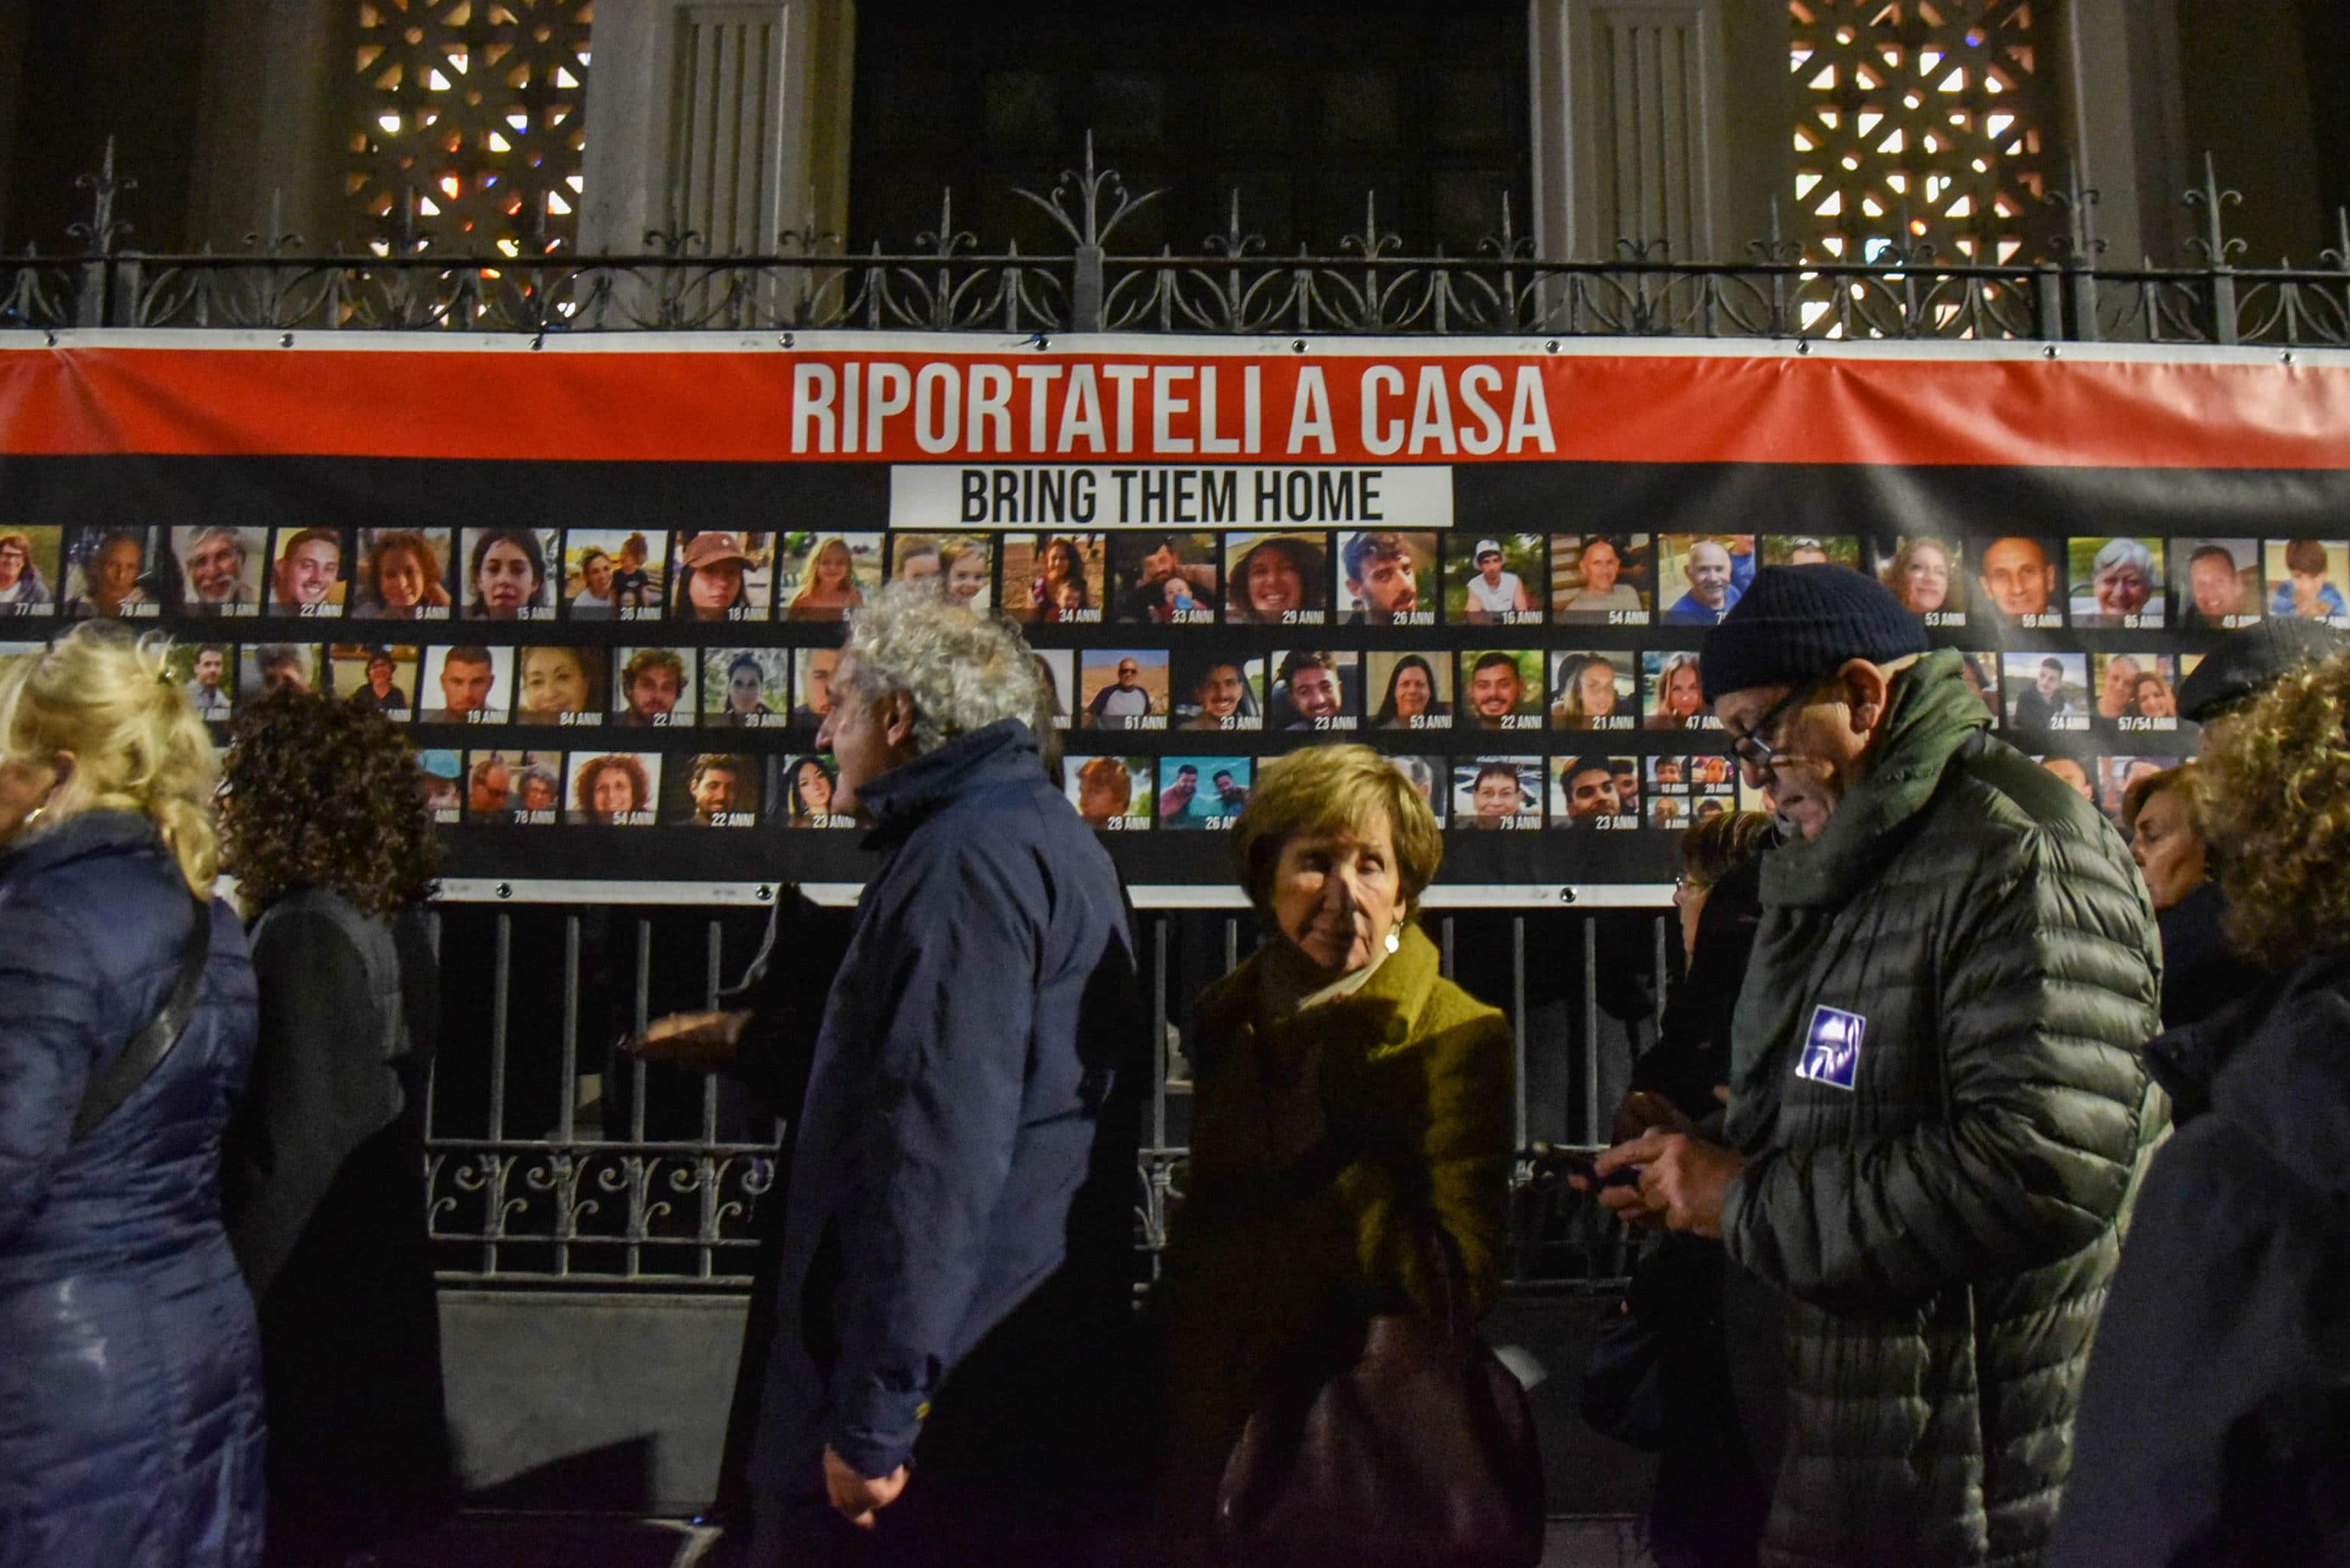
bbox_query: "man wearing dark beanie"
[1590,565,2162,1568]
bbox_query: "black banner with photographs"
[5,337,2346,896]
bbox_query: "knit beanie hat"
[1700,564,1930,704]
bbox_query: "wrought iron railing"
[8,138,2349,346]
[420,903,1664,1295]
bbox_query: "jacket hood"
[855,717,1044,848]
[1760,648,1990,911]
[2197,948,2350,1193]
[0,808,170,886]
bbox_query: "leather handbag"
[1213,1221,1546,1568]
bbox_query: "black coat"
[221,889,451,1559]
[2049,950,2350,1568]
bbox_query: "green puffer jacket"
[1717,649,2164,1568]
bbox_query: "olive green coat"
[1147,922,1515,1542]
[1720,649,2165,1568]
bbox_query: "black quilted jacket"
[1717,651,2165,1568]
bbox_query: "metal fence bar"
[1581,916,1601,1149]
[1151,914,1169,1153]
[1511,914,1528,1153]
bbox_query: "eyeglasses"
[1720,681,1815,772]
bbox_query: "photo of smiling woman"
[354,529,454,620]
[783,753,843,826]
[460,527,553,620]
[514,644,604,724]
[567,752,659,825]
[1223,532,1327,626]
[0,528,57,612]
[1369,651,1453,730]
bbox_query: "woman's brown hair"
[222,686,441,915]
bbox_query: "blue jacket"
[750,720,1144,1499]
[0,812,265,1568]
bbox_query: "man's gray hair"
[2093,536,2154,578]
[838,581,1043,754]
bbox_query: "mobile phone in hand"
[1535,1146,1642,1190]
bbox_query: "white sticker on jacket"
[1794,1004,1866,1090]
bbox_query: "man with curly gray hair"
[747,583,1144,1566]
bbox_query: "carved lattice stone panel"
[1789,1,2062,272]
[349,1,594,255]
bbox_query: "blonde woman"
[0,623,265,1568]
[1147,744,1516,1563]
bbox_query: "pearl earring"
[1384,926,1401,955]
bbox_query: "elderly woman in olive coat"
[1147,744,1516,1560]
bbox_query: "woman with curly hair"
[1028,536,1092,621]
[1881,535,1964,617]
[575,753,652,823]
[359,529,453,618]
[218,687,451,1566]
[1225,536,1325,625]
[2052,650,2350,1568]
[0,624,265,1568]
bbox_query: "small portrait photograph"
[1339,529,1436,626]
[1972,535,2065,629]
[458,526,558,621]
[1067,754,1153,831]
[353,527,456,620]
[2264,538,2350,626]
[63,525,162,619]
[889,533,994,609]
[1388,755,1448,828]
[702,647,792,729]
[2068,536,2166,628]
[2092,652,2180,733]
[612,646,694,728]
[242,642,328,701]
[0,526,63,614]
[1764,535,1860,570]
[783,753,851,828]
[778,532,884,623]
[1365,651,1453,732]
[1172,650,1263,733]
[1875,535,1968,626]
[1548,650,1639,732]
[1551,753,1638,829]
[1080,648,1171,731]
[1450,533,1544,625]
[567,751,662,826]
[1646,756,1691,831]
[1453,756,1543,831]
[266,526,350,616]
[2002,651,2091,734]
[793,644,840,729]
[418,750,464,821]
[1267,649,1359,732]
[1004,532,1108,624]
[167,641,238,721]
[2035,751,2099,809]
[1644,649,1714,730]
[171,525,267,616]
[1459,649,1543,733]
[1157,756,1253,831]
[1655,534,1753,627]
[1030,648,1074,730]
[2098,754,2180,825]
[464,749,564,823]
[1688,751,1739,813]
[1108,531,1222,624]
[1224,531,1328,626]
[1552,532,1649,623]
[604,530,668,616]
[671,530,775,623]
[559,529,634,620]
[2173,537,2263,629]
[330,642,421,721]
[513,642,607,727]
[664,751,762,828]
[1957,649,2003,722]
[420,643,512,724]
